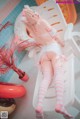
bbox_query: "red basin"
[0,82,26,98]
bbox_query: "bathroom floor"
[8,14,80,119]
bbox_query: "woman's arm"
[55,35,65,47]
[42,19,57,38]
[42,19,52,32]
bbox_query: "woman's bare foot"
[55,104,73,119]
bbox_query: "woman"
[22,6,73,119]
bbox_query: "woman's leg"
[52,56,73,118]
[36,54,53,115]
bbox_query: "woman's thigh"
[40,53,54,77]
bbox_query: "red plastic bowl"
[0,82,26,98]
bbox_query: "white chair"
[64,23,80,59]
[32,0,80,115]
